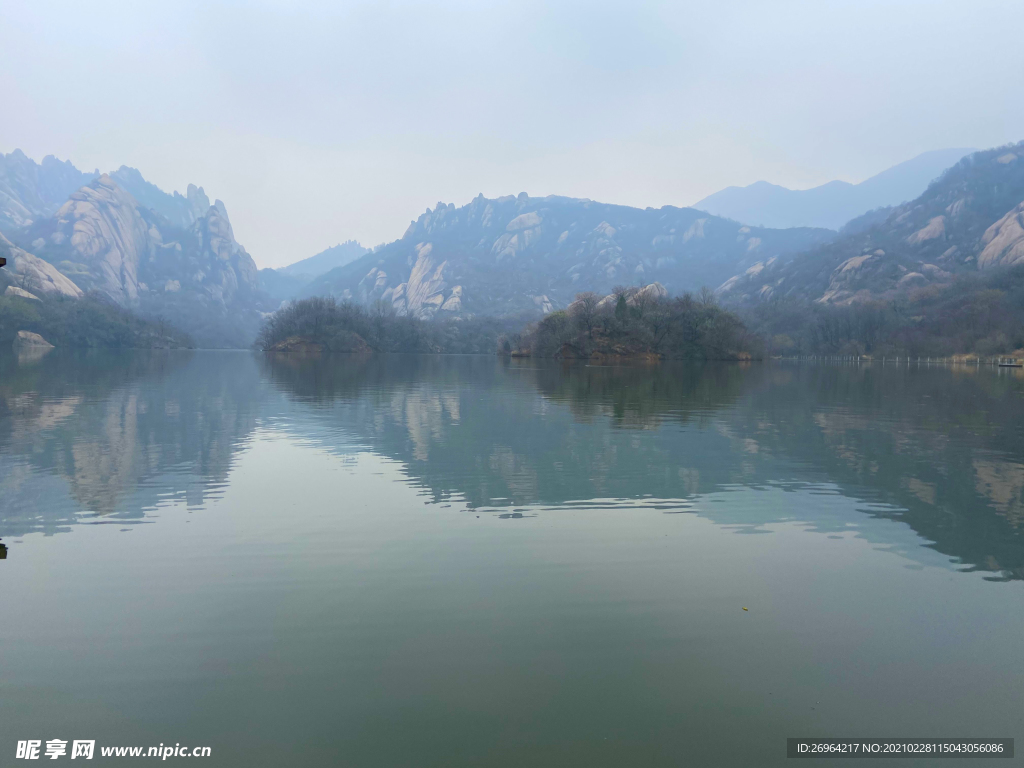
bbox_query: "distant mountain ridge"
[256,241,369,302]
[695,148,974,230]
[302,193,832,318]
[717,142,1024,304]
[280,240,368,277]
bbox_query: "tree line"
[256,296,522,354]
[500,286,757,360]
[746,265,1024,357]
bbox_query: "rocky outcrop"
[5,286,40,301]
[907,216,946,244]
[440,285,463,312]
[0,232,83,298]
[978,201,1024,269]
[48,174,149,303]
[189,200,260,300]
[14,330,54,348]
[106,166,212,229]
[304,194,830,317]
[15,175,261,312]
[1,157,274,347]
[400,243,448,317]
[366,242,462,319]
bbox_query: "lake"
[1,351,1022,766]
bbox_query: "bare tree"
[631,284,655,321]
[570,292,600,340]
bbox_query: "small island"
[256,283,758,361]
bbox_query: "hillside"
[302,193,832,318]
[718,142,1024,305]
[695,148,972,230]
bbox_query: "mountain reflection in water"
[1,351,1023,580]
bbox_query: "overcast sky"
[1,0,1022,268]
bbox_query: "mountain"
[107,165,214,229]
[258,267,310,303]
[301,193,833,318]
[1,152,274,347]
[695,148,974,230]
[717,142,1024,305]
[280,240,368,278]
[258,239,370,303]
[0,150,97,231]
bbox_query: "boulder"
[14,330,54,349]
[5,286,40,301]
[0,232,83,297]
[979,202,1024,269]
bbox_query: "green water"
[1,351,1023,766]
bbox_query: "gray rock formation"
[48,175,148,303]
[979,201,1024,268]
[14,330,54,348]
[0,232,83,298]
[107,166,211,229]
[716,141,1024,305]
[304,193,831,317]
[5,168,271,346]
[5,286,40,301]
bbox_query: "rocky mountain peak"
[187,184,211,220]
[716,141,1024,304]
[303,193,831,318]
[1,149,97,231]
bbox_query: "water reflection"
[260,355,1024,580]
[0,350,266,536]
[2,351,1024,580]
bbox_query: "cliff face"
[0,153,271,347]
[979,201,1024,269]
[0,232,83,298]
[304,193,831,318]
[17,175,260,310]
[718,142,1024,305]
[49,175,149,303]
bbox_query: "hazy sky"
[2,0,1022,268]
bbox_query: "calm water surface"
[1,351,1023,766]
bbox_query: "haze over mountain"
[695,148,974,230]
[718,142,1024,305]
[256,241,369,302]
[302,193,831,318]
[280,240,368,278]
[0,149,97,231]
[5,140,1024,351]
